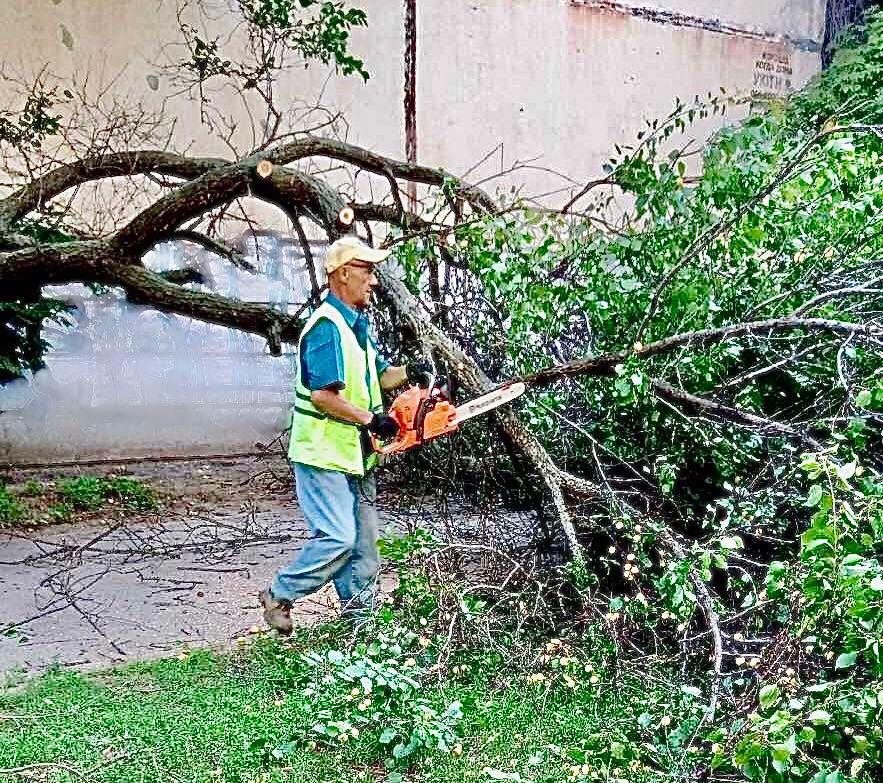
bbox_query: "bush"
[21,479,44,497]
[0,483,25,525]
[104,476,158,512]
[58,477,105,511]
[57,476,157,513]
[258,622,464,770]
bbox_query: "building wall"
[0,1,829,462]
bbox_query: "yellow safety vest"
[288,300,383,475]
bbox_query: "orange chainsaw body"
[372,385,459,455]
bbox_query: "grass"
[0,475,158,528]
[0,483,25,525]
[0,622,697,783]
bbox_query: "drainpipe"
[404,0,417,208]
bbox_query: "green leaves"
[0,85,64,151]
[758,684,780,710]
[804,484,825,507]
[834,651,858,670]
[295,623,463,769]
[0,295,72,384]
[0,484,25,525]
[178,1,369,110]
[856,389,873,407]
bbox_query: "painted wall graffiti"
[753,48,795,94]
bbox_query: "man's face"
[338,260,379,309]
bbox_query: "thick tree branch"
[0,241,301,354]
[0,150,228,231]
[102,263,301,353]
[112,164,256,253]
[0,240,108,286]
[0,136,491,262]
[354,202,431,233]
[267,136,497,213]
[521,317,883,387]
[650,379,824,450]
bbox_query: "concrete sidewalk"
[0,502,342,677]
[0,456,406,680]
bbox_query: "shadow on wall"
[0,234,326,464]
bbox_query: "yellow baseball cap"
[324,235,391,275]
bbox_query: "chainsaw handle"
[371,430,410,456]
[370,384,428,456]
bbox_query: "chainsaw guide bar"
[452,382,527,424]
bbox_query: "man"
[259,234,431,634]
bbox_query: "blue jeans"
[271,463,379,610]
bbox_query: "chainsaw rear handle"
[371,429,414,456]
[370,384,426,455]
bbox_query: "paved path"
[0,456,540,681]
[0,457,402,679]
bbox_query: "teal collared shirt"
[299,293,390,391]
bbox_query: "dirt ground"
[0,455,411,682]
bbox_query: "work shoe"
[258,588,293,635]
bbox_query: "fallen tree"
[2,4,883,781]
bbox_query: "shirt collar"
[325,292,364,328]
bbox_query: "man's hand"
[367,413,401,439]
[406,359,434,389]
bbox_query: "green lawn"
[0,623,696,783]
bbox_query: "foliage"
[0,297,71,384]
[0,219,82,383]
[243,0,369,77]
[178,0,368,105]
[293,624,463,768]
[0,475,158,528]
[20,479,44,497]
[0,483,25,525]
[793,8,883,127]
[0,84,63,150]
[58,476,158,513]
[714,453,883,783]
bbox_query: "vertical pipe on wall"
[403,0,418,207]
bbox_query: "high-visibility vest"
[288,300,383,475]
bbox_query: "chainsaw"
[371,375,526,456]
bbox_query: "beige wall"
[1,1,825,199]
[415,1,821,193]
